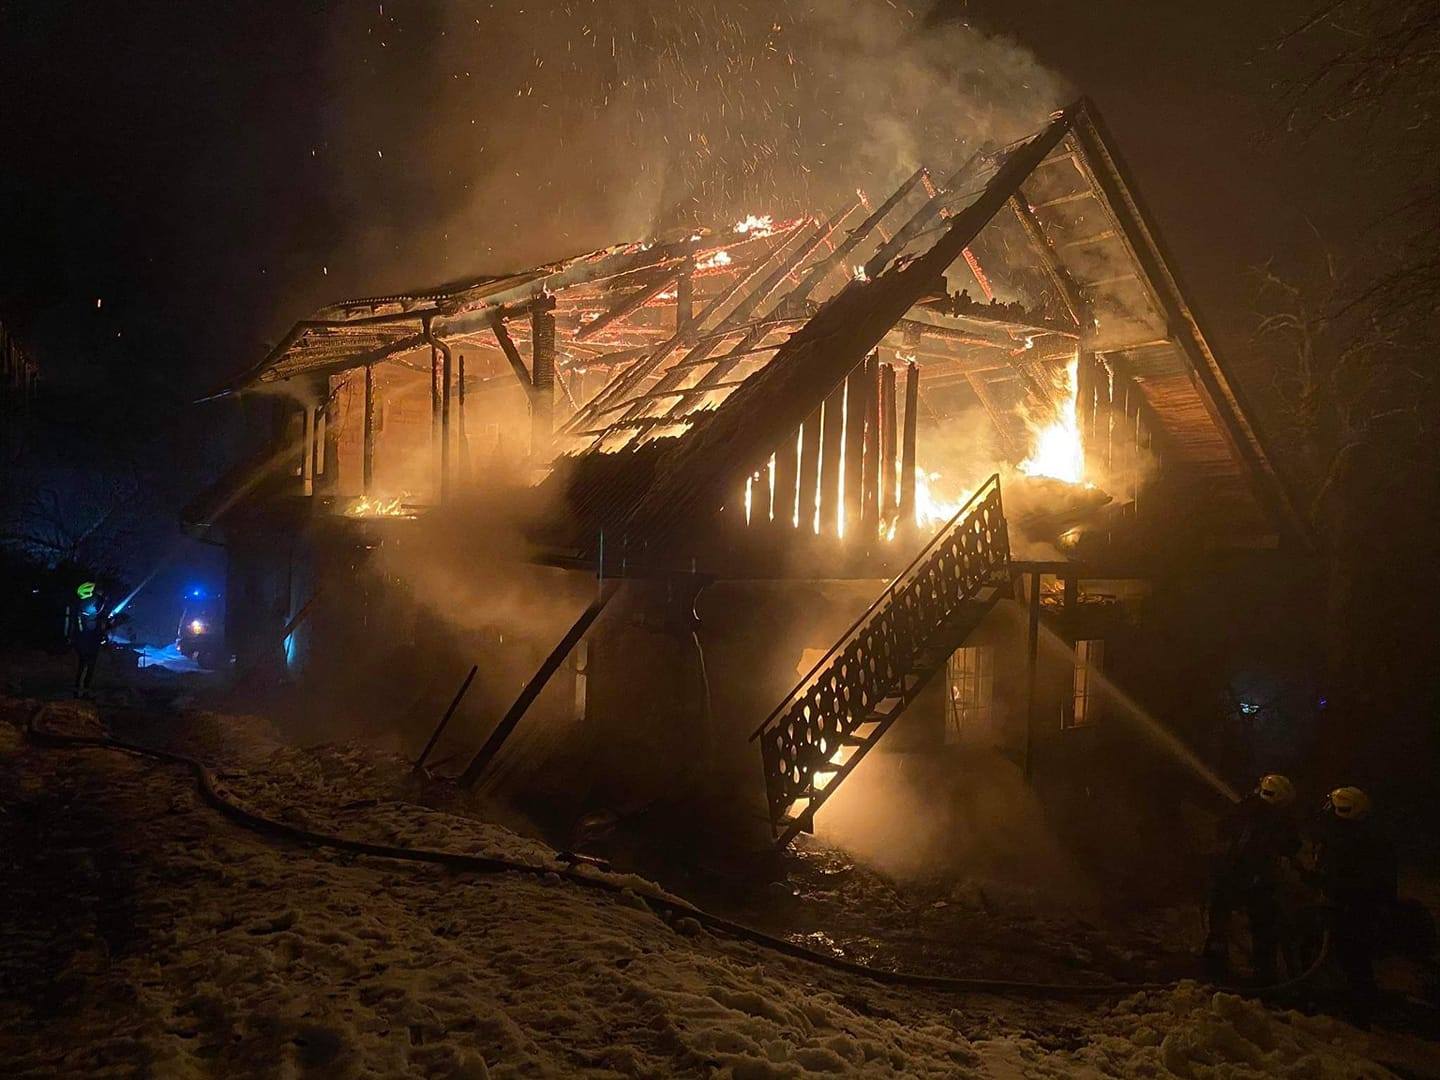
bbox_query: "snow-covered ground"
[2,696,1437,1078]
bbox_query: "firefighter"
[1314,786,1397,1024]
[68,581,111,697]
[1202,773,1301,982]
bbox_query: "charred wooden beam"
[457,352,469,484]
[362,363,375,493]
[773,425,799,531]
[301,402,315,497]
[864,151,988,279]
[574,268,682,341]
[819,384,844,537]
[843,362,867,539]
[321,386,339,493]
[440,341,454,501]
[663,202,860,413]
[570,229,801,434]
[899,361,918,537]
[459,584,619,789]
[787,167,928,305]
[860,352,881,541]
[797,407,821,536]
[491,319,532,391]
[1008,189,1089,326]
[880,363,898,521]
[429,344,441,468]
[531,303,556,457]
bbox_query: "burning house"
[191,101,1311,850]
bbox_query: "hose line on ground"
[24,705,1327,1000]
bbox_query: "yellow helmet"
[1256,773,1295,806]
[76,581,97,600]
[1326,787,1371,821]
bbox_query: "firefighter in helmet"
[1313,786,1396,1023]
[68,581,113,697]
[1202,773,1301,982]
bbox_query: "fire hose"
[25,704,1327,1000]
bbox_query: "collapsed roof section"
[216,98,1305,552]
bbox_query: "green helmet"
[76,581,97,601]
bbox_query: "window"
[1068,638,1104,728]
[946,646,993,742]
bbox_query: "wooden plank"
[301,402,315,497]
[819,384,845,537]
[531,307,556,457]
[843,363,866,541]
[574,268,680,341]
[1009,190,1089,327]
[860,352,880,542]
[362,364,375,493]
[797,407,822,535]
[899,361,918,534]
[879,363,897,521]
[773,424,800,531]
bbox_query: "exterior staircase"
[751,474,1011,846]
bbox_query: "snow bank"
[976,980,1430,1078]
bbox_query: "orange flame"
[1018,353,1085,485]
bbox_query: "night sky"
[1,0,1391,401]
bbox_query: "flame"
[1018,353,1085,485]
[696,249,732,271]
[733,213,774,237]
[914,469,973,530]
[851,264,868,282]
[346,493,415,519]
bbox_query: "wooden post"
[899,360,919,535]
[440,340,453,502]
[773,427,799,531]
[362,364,375,494]
[459,585,619,788]
[1023,570,1041,782]
[819,384,845,537]
[843,364,866,542]
[531,303,556,458]
[322,385,339,493]
[430,346,440,439]
[797,407,822,535]
[880,362,898,524]
[301,401,315,497]
[861,352,880,543]
[457,353,469,484]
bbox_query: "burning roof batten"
[207,98,1307,547]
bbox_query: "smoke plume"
[312,1,1069,293]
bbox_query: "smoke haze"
[314,1,1068,294]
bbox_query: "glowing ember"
[346,494,415,519]
[696,249,732,271]
[733,213,774,237]
[1019,353,1085,485]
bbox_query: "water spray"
[1001,603,1241,804]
